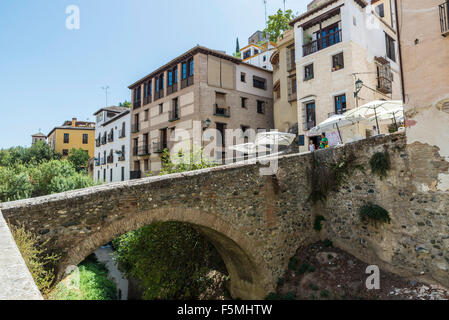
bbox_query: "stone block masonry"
[0,210,43,300]
[0,132,448,299]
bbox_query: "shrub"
[323,239,333,247]
[320,290,329,298]
[288,256,300,271]
[10,225,59,294]
[298,263,315,274]
[310,284,319,291]
[313,215,326,231]
[359,203,391,226]
[370,151,390,179]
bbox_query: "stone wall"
[1,132,448,299]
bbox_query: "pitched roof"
[32,132,46,137]
[93,106,128,116]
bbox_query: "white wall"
[94,111,131,183]
[235,64,273,99]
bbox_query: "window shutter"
[286,48,292,71]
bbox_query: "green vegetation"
[288,256,300,270]
[320,289,329,298]
[370,151,391,179]
[113,222,226,300]
[313,215,326,231]
[359,203,391,226]
[49,255,117,300]
[323,239,333,247]
[263,9,296,42]
[67,148,90,173]
[309,284,319,291]
[10,225,59,295]
[0,142,95,203]
[119,101,132,108]
[158,147,217,175]
[265,291,296,300]
[308,152,364,204]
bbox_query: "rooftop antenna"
[264,0,268,27]
[101,85,109,107]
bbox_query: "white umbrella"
[309,114,364,143]
[228,143,271,155]
[344,100,403,134]
[369,107,404,125]
[255,132,296,146]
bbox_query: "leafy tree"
[0,141,60,166]
[68,148,90,172]
[119,101,132,108]
[159,146,216,175]
[263,9,296,42]
[0,166,33,202]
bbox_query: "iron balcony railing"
[214,104,230,117]
[152,141,167,153]
[143,95,152,106]
[107,132,114,142]
[107,155,114,164]
[95,159,100,166]
[133,100,141,109]
[303,29,342,57]
[306,120,316,130]
[132,147,138,156]
[119,129,126,138]
[101,135,107,145]
[169,110,180,122]
[101,157,106,165]
[130,170,141,180]
[131,123,139,133]
[440,1,449,36]
[137,145,150,156]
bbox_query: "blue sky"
[0,0,308,148]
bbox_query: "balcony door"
[305,102,316,130]
[316,23,340,49]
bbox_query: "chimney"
[72,118,77,127]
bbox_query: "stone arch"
[58,207,271,300]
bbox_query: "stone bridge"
[1,132,448,299]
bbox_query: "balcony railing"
[303,29,342,57]
[95,159,100,166]
[181,76,194,89]
[152,141,167,153]
[143,95,152,106]
[101,135,107,145]
[107,155,114,164]
[119,129,126,138]
[306,120,316,130]
[440,1,449,36]
[137,145,150,156]
[214,104,230,117]
[328,109,346,118]
[154,90,164,100]
[169,110,180,122]
[167,84,178,95]
[118,154,125,161]
[133,100,141,109]
[131,124,139,133]
[132,147,138,156]
[288,92,297,103]
[101,157,106,165]
[107,132,114,143]
[130,170,141,180]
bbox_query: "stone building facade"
[395,0,449,192]
[291,0,403,152]
[271,29,299,133]
[128,46,274,176]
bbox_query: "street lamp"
[354,78,363,108]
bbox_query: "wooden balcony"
[303,29,342,57]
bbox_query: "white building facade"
[291,0,402,151]
[93,107,131,183]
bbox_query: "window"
[159,103,163,114]
[241,97,248,108]
[305,102,316,129]
[110,169,113,182]
[63,133,69,144]
[134,86,141,101]
[182,62,187,79]
[97,170,100,181]
[253,76,266,90]
[385,33,396,62]
[144,109,149,121]
[103,169,106,182]
[173,66,178,84]
[243,50,251,59]
[189,59,194,77]
[168,70,173,87]
[144,81,152,97]
[332,52,344,71]
[257,100,265,114]
[62,149,69,156]
[82,134,88,144]
[334,94,347,114]
[375,4,385,18]
[121,167,125,181]
[304,64,314,80]
[144,159,149,172]
[299,135,305,146]
[241,72,246,82]
[263,55,266,62]
[254,49,259,55]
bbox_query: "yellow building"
[47,118,96,157]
